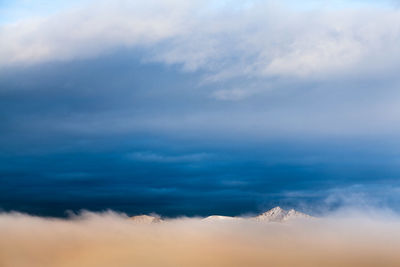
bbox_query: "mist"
[1,209,400,267]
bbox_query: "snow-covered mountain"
[253,206,311,222]
[130,207,312,223]
[203,215,241,221]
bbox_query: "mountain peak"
[203,215,238,221]
[129,207,312,224]
[254,207,311,222]
[267,206,284,213]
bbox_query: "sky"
[1,0,400,217]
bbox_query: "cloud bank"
[1,210,400,267]
[2,0,400,140]
[2,0,400,82]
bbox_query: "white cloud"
[1,0,400,83]
[0,0,199,65]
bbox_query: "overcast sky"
[1,0,400,217]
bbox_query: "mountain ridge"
[130,207,312,223]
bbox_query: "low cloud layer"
[1,210,400,267]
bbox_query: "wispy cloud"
[2,0,400,84]
[126,151,211,163]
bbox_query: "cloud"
[2,1,400,220]
[1,209,400,266]
[0,0,198,66]
[212,88,254,101]
[126,151,211,163]
[1,0,400,83]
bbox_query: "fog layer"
[1,210,400,267]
